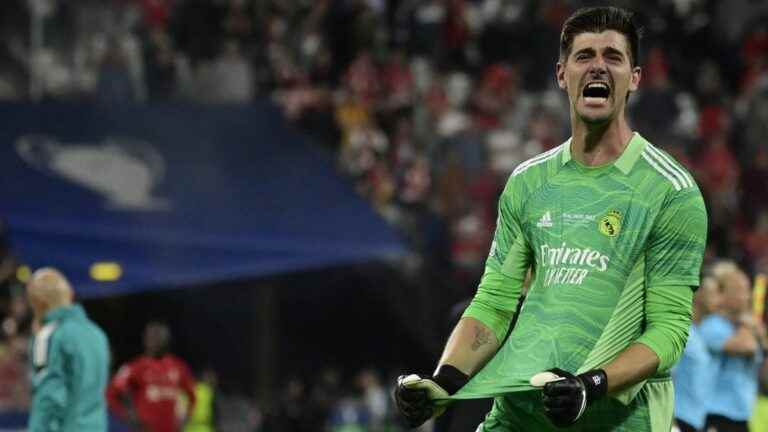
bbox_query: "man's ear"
[556,62,567,90]
[629,66,642,92]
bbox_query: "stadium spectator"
[673,277,722,432]
[0,220,20,313]
[631,45,679,145]
[0,334,28,412]
[143,28,179,101]
[740,146,768,228]
[107,322,196,432]
[26,268,110,432]
[135,0,175,31]
[261,376,314,432]
[744,212,768,270]
[700,261,766,432]
[356,369,388,431]
[96,37,140,104]
[199,39,254,104]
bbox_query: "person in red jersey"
[107,322,196,432]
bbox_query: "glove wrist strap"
[578,369,608,402]
[433,364,469,395]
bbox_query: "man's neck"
[570,115,634,166]
[37,302,69,321]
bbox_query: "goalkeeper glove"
[530,368,607,427]
[393,364,468,429]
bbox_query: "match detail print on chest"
[528,179,631,246]
[528,181,631,287]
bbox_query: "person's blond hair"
[709,260,742,287]
[27,267,73,309]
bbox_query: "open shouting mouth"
[582,81,611,105]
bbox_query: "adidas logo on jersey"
[537,211,553,228]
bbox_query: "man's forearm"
[601,343,659,394]
[437,317,500,376]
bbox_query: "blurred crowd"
[3,0,767,295]
[1,0,768,430]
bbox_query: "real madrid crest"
[599,210,622,237]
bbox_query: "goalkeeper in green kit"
[394,6,708,432]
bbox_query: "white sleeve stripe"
[643,148,686,189]
[646,144,694,187]
[33,322,58,368]
[642,152,682,190]
[511,147,558,176]
[512,149,562,176]
[645,145,694,188]
[645,146,692,189]
[511,144,564,176]
[512,146,564,177]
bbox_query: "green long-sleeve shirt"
[457,134,707,403]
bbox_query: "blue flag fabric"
[0,102,404,297]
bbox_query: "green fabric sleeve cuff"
[635,284,693,372]
[461,270,523,343]
[462,301,513,344]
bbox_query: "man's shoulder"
[125,355,151,369]
[635,141,699,195]
[503,143,567,200]
[510,143,566,180]
[55,315,106,340]
[165,354,191,368]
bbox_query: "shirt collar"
[560,132,646,174]
[43,304,85,324]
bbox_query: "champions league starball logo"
[16,134,171,211]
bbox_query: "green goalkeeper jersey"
[458,132,707,403]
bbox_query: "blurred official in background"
[700,262,767,432]
[672,277,721,432]
[183,368,217,432]
[26,268,110,432]
[108,321,196,432]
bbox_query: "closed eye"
[603,48,625,63]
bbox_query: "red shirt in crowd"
[107,354,196,432]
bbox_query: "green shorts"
[476,378,674,432]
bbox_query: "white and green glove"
[530,368,608,427]
[393,365,468,429]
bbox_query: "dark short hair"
[560,7,642,66]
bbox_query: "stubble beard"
[574,97,615,127]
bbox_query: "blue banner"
[0,102,404,297]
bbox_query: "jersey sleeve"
[634,284,693,372]
[462,175,532,342]
[645,187,708,288]
[107,362,135,419]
